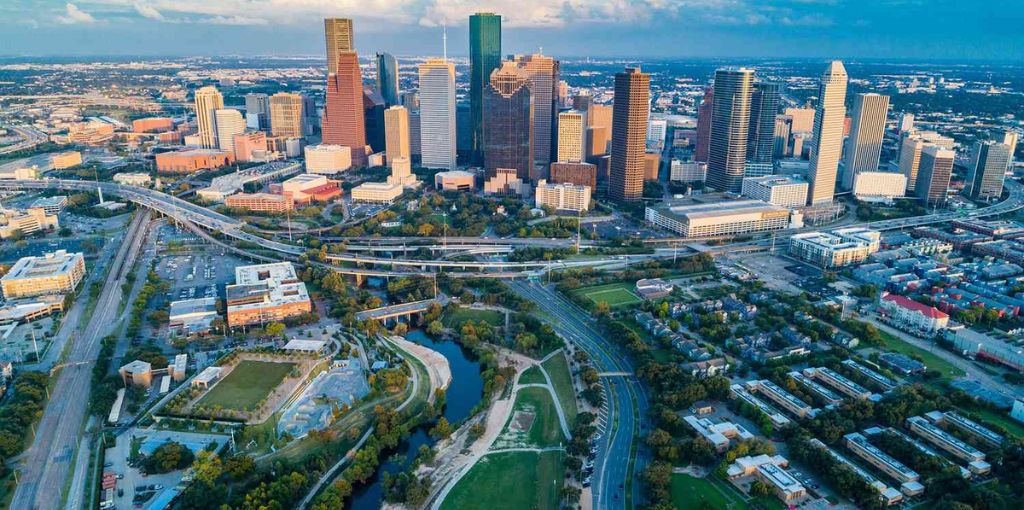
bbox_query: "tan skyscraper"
[269,93,305,138]
[384,105,411,167]
[807,61,848,205]
[214,109,245,155]
[587,104,612,159]
[916,146,954,207]
[609,67,650,202]
[324,18,354,75]
[515,54,560,178]
[557,110,587,163]
[841,93,890,189]
[194,86,224,149]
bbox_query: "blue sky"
[2,1,1022,61]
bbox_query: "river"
[347,329,484,509]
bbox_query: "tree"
[265,322,286,337]
[430,417,453,439]
[191,450,222,485]
[426,320,445,337]
[143,441,195,474]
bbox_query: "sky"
[1,1,1022,61]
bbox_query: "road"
[11,210,151,510]
[508,280,650,510]
[0,124,48,155]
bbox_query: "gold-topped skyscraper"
[324,18,354,75]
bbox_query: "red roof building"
[878,293,949,333]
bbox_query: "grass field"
[440,450,563,510]
[198,360,295,412]
[514,387,565,448]
[874,329,965,379]
[541,352,578,421]
[442,307,505,328]
[670,474,784,510]
[574,282,643,308]
[519,365,547,385]
[955,406,1024,438]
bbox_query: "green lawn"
[670,474,785,510]
[441,450,564,510]
[574,282,643,308]
[197,360,296,412]
[873,329,965,379]
[519,365,547,385]
[497,387,565,448]
[442,307,505,328]
[541,352,578,421]
[955,406,1024,439]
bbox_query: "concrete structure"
[842,93,890,189]
[907,416,990,474]
[726,455,806,503]
[844,432,922,494]
[730,384,792,428]
[269,92,306,138]
[707,68,754,193]
[806,367,872,400]
[29,196,68,215]
[0,295,64,323]
[515,53,560,175]
[609,67,650,201]
[419,59,457,170]
[670,161,707,183]
[323,50,367,167]
[469,12,502,165]
[557,110,587,163]
[277,173,342,204]
[853,172,907,201]
[196,161,301,202]
[967,141,1011,200]
[645,199,790,238]
[0,207,59,239]
[534,180,591,212]
[214,109,246,155]
[192,366,223,389]
[483,61,533,181]
[741,175,809,208]
[50,151,82,170]
[807,61,848,205]
[386,157,417,188]
[155,149,234,174]
[1,251,85,299]
[226,262,312,327]
[647,118,668,149]
[194,86,224,149]
[225,193,294,213]
[171,354,188,382]
[746,379,816,418]
[233,131,270,162]
[789,228,881,268]
[305,144,352,174]
[809,439,903,505]
[879,293,949,332]
[587,104,612,160]
[118,360,153,388]
[350,181,403,204]
[916,145,955,207]
[168,297,219,335]
[434,170,476,191]
[384,105,410,167]
[551,161,597,189]
[483,167,530,196]
[324,18,354,75]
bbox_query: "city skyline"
[3,1,1024,61]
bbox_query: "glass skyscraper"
[376,52,400,106]
[469,12,502,165]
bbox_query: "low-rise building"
[483,168,530,196]
[790,227,881,268]
[534,179,591,212]
[878,293,949,333]
[844,432,923,495]
[684,415,754,452]
[853,171,907,201]
[645,199,791,238]
[670,160,706,183]
[305,144,352,174]
[726,455,806,503]
[156,149,235,174]
[879,352,926,375]
[806,367,873,400]
[809,439,904,506]
[171,354,188,382]
[112,172,152,186]
[132,117,174,133]
[1,250,85,299]
[225,192,295,213]
[350,181,403,204]
[169,297,220,335]
[192,366,223,389]
[746,379,816,418]
[0,207,59,239]
[276,173,343,204]
[225,262,312,327]
[730,384,792,428]
[0,166,40,180]
[119,360,153,388]
[907,415,991,474]
[635,278,673,299]
[932,410,1004,447]
[30,196,68,215]
[50,151,82,170]
[842,359,898,391]
[741,175,809,208]
[434,170,476,191]
[0,295,65,323]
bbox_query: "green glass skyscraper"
[376,52,399,106]
[470,12,501,165]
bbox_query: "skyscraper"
[608,67,650,202]
[898,135,926,192]
[916,145,954,207]
[967,141,1011,200]
[384,106,410,167]
[1005,130,1019,167]
[363,90,387,154]
[586,104,612,160]
[419,59,457,170]
[515,54,560,179]
[324,18,354,75]
[322,51,367,166]
[747,82,780,164]
[806,61,848,205]
[557,110,587,163]
[214,109,245,155]
[194,86,224,149]
[706,68,753,193]
[244,93,270,131]
[376,52,400,106]
[469,12,501,165]
[483,61,533,180]
[694,86,714,163]
[841,93,889,189]
[773,115,792,158]
[269,92,305,138]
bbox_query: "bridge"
[354,296,449,322]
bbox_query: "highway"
[508,280,649,510]
[11,211,151,510]
[0,124,48,155]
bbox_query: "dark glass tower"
[707,68,754,193]
[470,12,502,166]
[483,62,533,180]
[375,52,399,106]
[748,82,780,164]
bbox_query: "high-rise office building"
[214,109,245,155]
[516,54,560,179]
[384,105,410,167]
[483,61,533,180]
[785,106,816,133]
[322,51,367,167]
[376,52,400,106]
[694,86,714,163]
[841,93,890,189]
[194,86,224,149]
[967,141,1011,200]
[244,93,270,131]
[608,67,650,202]
[706,68,754,193]
[324,18,354,75]
[587,104,612,160]
[916,145,954,207]
[557,110,587,163]
[572,94,592,111]
[898,135,926,192]
[269,92,305,138]
[469,12,502,165]
[1005,130,1019,166]
[363,90,387,154]
[747,82,780,164]
[409,109,421,158]
[773,115,793,158]
[419,59,457,170]
[400,91,419,109]
[807,61,848,205]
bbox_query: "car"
[103,462,113,468]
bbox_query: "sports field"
[575,282,643,308]
[197,360,295,412]
[670,474,784,510]
[440,450,563,510]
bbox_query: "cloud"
[202,15,269,26]
[57,3,96,24]
[134,3,164,20]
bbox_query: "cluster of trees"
[142,441,196,474]
[0,371,49,463]
[439,276,534,312]
[446,320,515,400]
[127,269,169,338]
[386,276,436,303]
[786,434,883,509]
[89,335,120,415]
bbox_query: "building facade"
[419,59,457,170]
[376,52,399,106]
[741,175,809,208]
[270,92,306,138]
[194,86,224,149]
[609,67,650,201]
[483,61,533,180]
[322,51,367,167]
[915,145,955,207]
[967,141,1011,200]
[384,105,411,167]
[469,12,502,165]
[214,109,246,155]
[747,82,780,164]
[807,61,848,205]
[707,68,754,193]
[534,179,591,212]
[557,110,587,163]
[1,250,86,299]
[324,18,354,75]
[842,93,890,189]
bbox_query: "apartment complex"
[1,250,86,299]
[789,228,882,268]
[878,293,949,332]
[534,180,591,212]
[225,262,312,327]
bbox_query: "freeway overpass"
[354,296,448,322]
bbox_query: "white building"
[853,171,907,201]
[647,118,668,148]
[645,199,791,238]
[878,293,949,333]
[350,181,403,204]
[684,415,754,452]
[741,175,809,208]
[305,144,352,174]
[214,109,246,155]
[534,180,591,212]
[807,61,848,205]
[790,228,882,268]
[418,59,457,170]
[435,170,476,191]
[386,156,418,188]
[670,160,706,183]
